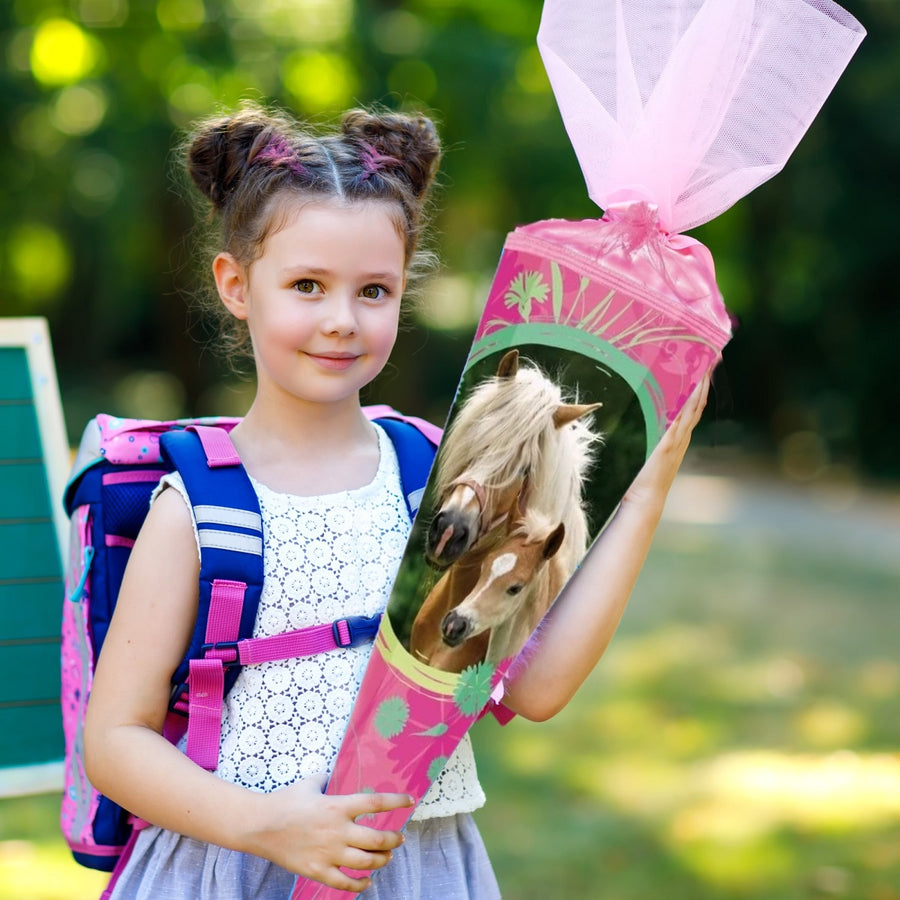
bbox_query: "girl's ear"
[213,252,249,320]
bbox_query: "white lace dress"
[108,424,499,900]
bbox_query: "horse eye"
[507,584,523,595]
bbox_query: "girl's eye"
[361,284,388,300]
[294,279,318,294]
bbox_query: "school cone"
[290,2,864,896]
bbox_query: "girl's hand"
[245,776,414,892]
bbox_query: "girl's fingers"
[350,791,415,822]
[340,845,395,872]
[347,820,405,853]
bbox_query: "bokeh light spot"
[156,0,205,31]
[113,371,187,421]
[77,0,129,27]
[515,46,550,94]
[282,52,356,112]
[373,10,429,55]
[30,19,99,87]
[51,83,108,135]
[7,224,72,306]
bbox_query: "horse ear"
[496,349,519,379]
[542,523,566,560]
[552,401,602,428]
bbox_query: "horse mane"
[435,359,602,560]
[507,508,559,544]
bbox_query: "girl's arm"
[84,487,412,893]
[501,372,711,722]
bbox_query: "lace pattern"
[157,424,484,819]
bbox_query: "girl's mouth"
[306,352,360,371]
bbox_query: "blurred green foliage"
[1,0,897,480]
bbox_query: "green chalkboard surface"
[0,318,69,795]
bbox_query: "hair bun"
[341,109,441,198]
[186,107,290,209]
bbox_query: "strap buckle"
[332,614,382,649]
[200,640,240,666]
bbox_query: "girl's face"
[219,198,406,411]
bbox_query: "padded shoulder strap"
[158,428,264,690]
[374,415,440,520]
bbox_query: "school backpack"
[59,406,440,876]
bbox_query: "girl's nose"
[322,294,357,336]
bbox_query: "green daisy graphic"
[374,696,409,739]
[427,756,449,781]
[453,661,495,716]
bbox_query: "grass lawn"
[2,469,898,899]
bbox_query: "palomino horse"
[425,349,601,577]
[437,510,567,669]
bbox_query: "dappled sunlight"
[664,473,741,525]
[793,700,867,748]
[705,655,808,703]
[856,659,900,699]
[570,754,687,818]
[0,839,108,900]
[692,750,900,832]
[667,830,796,892]
[498,728,557,777]
[660,751,900,891]
[603,622,735,687]
[542,746,900,890]
[552,747,900,832]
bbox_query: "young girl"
[84,102,710,899]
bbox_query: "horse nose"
[427,514,469,565]
[441,611,470,647]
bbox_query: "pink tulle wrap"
[538,0,865,233]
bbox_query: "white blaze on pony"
[440,511,567,667]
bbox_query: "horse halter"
[443,477,510,541]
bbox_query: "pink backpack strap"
[185,579,247,770]
[186,424,242,468]
[205,614,382,668]
[362,404,444,446]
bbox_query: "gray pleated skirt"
[107,813,501,899]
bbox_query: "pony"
[425,349,601,578]
[427,509,567,670]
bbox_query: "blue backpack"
[60,408,439,877]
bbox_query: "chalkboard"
[0,317,69,796]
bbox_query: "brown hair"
[183,102,442,361]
